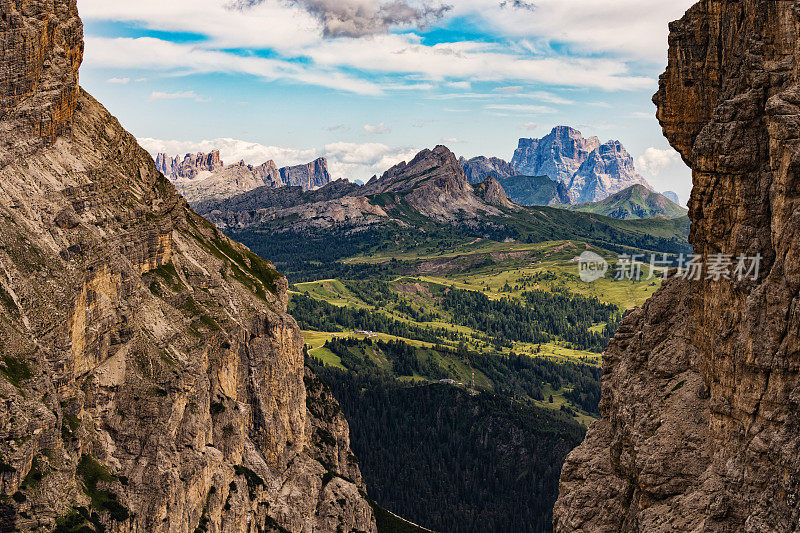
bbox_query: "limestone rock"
[554,1,800,530]
[512,126,601,183]
[567,141,652,203]
[156,151,224,180]
[512,126,652,202]
[279,158,331,190]
[459,155,518,184]
[473,176,517,210]
[156,151,331,205]
[364,145,503,221]
[0,2,375,532]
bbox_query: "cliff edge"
[0,1,375,531]
[554,1,800,531]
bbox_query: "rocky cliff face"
[280,158,331,190]
[364,145,503,220]
[568,141,651,203]
[512,127,651,202]
[0,2,375,532]
[512,126,600,183]
[156,151,224,181]
[459,155,518,184]
[473,176,516,210]
[554,1,800,531]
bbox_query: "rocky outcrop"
[554,1,800,531]
[171,160,283,204]
[280,158,331,190]
[512,126,601,183]
[0,0,83,163]
[156,151,224,180]
[567,141,652,203]
[0,2,375,532]
[459,155,518,184]
[512,127,652,202]
[364,145,504,220]
[473,176,516,210]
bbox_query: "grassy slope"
[570,185,688,220]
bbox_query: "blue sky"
[77,0,695,203]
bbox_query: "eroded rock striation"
[0,1,375,531]
[554,1,800,531]
[512,126,651,202]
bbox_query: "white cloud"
[637,147,681,177]
[522,122,540,130]
[272,0,452,38]
[324,142,418,179]
[494,85,523,94]
[138,137,319,167]
[449,0,696,64]
[441,137,464,144]
[364,122,391,134]
[303,34,653,91]
[485,104,557,114]
[149,90,206,102]
[79,0,322,51]
[84,36,382,96]
[107,77,130,84]
[446,81,471,89]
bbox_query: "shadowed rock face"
[554,1,800,531]
[0,2,375,532]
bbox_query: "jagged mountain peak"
[511,126,651,203]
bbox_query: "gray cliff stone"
[459,155,518,184]
[0,2,376,531]
[554,1,800,530]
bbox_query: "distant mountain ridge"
[459,155,518,184]
[155,150,331,204]
[511,126,652,202]
[570,184,688,220]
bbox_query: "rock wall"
[0,2,375,531]
[554,1,800,531]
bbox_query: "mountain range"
[510,126,653,203]
[155,150,332,204]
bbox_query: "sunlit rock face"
[554,1,800,531]
[0,1,375,531]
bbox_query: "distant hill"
[570,184,688,220]
[662,190,681,205]
[495,174,573,206]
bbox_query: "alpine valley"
[177,138,692,531]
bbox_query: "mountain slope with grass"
[570,184,688,220]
